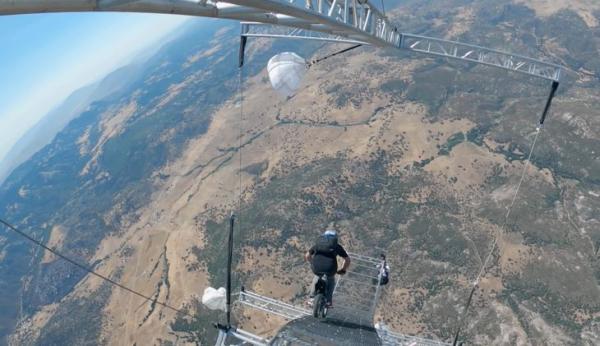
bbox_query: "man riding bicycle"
[304,229,351,307]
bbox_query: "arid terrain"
[1,1,599,345]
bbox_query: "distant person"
[304,229,351,307]
[376,254,390,285]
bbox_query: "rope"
[452,126,542,346]
[0,218,193,318]
[228,53,245,298]
[309,44,362,66]
[380,0,386,17]
[476,127,541,281]
[238,59,244,223]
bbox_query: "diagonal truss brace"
[241,22,365,45]
[400,34,562,82]
[377,327,452,346]
[226,0,401,47]
[237,289,452,346]
[0,1,562,81]
[241,23,562,82]
[237,290,311,320]
[0,0,399,46]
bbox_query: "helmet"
[323,229,337,238]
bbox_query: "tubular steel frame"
[0,2,562,345]
[0,0,561,81]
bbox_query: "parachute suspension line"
[308,44,362,66]
[218,29,248,337]
[473,81,558,279]
[226,213,235,329]
[453,80,558,345]
[478,127,542,279]
[237,23,247,229]
[237,26,246,233]
[452,126,543,346]
[238,58,244,221]
[220,54,246,336]
[0,218,192,318]
[224,45,246,329]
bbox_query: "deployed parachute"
[202,286,227,311]
[267,52,307,98]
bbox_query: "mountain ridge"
[0,19,195,187]
[1,1,599,345]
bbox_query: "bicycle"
[311,270,345,319]
[312,273,328,318]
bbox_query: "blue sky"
[0,12,189,166]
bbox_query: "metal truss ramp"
[0,0,561,81]
[238,290,310,320]
[0,2,562,345]
[235,252,450,346]
[327,251,383,325]
[378,328,451,346]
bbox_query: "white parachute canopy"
[201,286,227,311]
[267,52,307,98]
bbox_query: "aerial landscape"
[0,0,599,345]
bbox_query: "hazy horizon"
[0,12,190,174]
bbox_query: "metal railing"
[327,252,382,321]
[400,33,561,81]
[377,326,452,346]
[236,290,452,345]
[237,290,310,320]
[0,1,562,82]
[241,23,562,82]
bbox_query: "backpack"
[314,234,337,255]
[380,274,389,285]
[311,234,340,275]
[379,262,390,285]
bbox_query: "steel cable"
[309,44,362,66]
[452,126,543,345]
[0,218,193,318]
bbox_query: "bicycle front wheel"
[313,293,325,318]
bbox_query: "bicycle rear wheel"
[313,293,325,318]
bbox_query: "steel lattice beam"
[237,290,451,346]
[0,0,562,81]
[241,22,365,45]
[227,328,269,346]
[0,0,398,46]
[241,23,562,82]
[400,34,562,81]
[226,0,401,47]
[378,327,451,346]
[237,290,310,320]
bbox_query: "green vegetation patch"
[407,212,470,267]
[438,132,465,156]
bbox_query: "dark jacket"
[309,235,348,275]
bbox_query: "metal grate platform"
[234,252,450,346]
[377,326,451,346]
[237,290,310,320]
[327,252,383,324]
[236,290,451,345]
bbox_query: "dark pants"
[309,274,336,303]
